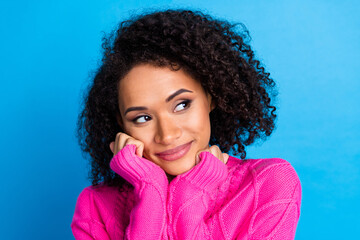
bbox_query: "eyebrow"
[124,88,193,115]
[124,106,148,115]
[166,89,193,102]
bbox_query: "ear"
[210,100,216,111]
[207,93,216,112]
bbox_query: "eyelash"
[174,99,192,112]
[131,100,192,124]
[132,115,152,124]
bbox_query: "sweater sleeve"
[167,151,228,239]
[110,144,169,240]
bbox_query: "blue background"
[1,0,359,239]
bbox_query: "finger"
[195,154,200,165]
[109,142,115,154]
[223,153,229,164]
[114,132,124,155]
[208,145,221,159]
[195,146,210,164]
[135,142,144,157]
[124,138,144,157]
[113,132,129,155]
[208,145,229,164]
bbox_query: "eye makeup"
[174,99,192,112]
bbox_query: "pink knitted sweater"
[71,144,301,239]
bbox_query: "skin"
[110,64,228,178]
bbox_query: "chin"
[163,162,196,176]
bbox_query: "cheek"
[185,107,211,142]
[123,124,154,148]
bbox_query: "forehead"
[118,64,203,106]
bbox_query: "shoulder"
[219,157,301,239]
[72,184,116,220]
[77,183,119,199]
[76,184,120,208]
[249,158,301,201]
[71,184,134,239]
[228,157,300,183]
[72,183,134,224]
[227,157,301,203]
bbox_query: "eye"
[174,100,192,112]
[133,115,152,123]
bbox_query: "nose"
[154,115,181,145]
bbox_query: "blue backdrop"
[1,0,359,239]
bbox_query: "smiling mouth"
[155,141,193,161]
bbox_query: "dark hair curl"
[77,10,277,187]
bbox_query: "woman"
[72,10,301,239]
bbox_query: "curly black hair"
[77,9,277,187]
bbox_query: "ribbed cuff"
[110,144,167,190]
[180,151,228,191]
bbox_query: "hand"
[109,133,168,189]
[195,145,229,165]
[110,132,144,157]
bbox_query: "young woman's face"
[118,64,213,176]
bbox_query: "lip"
[155,141,193,161]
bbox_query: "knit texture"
[71,145,301,239]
